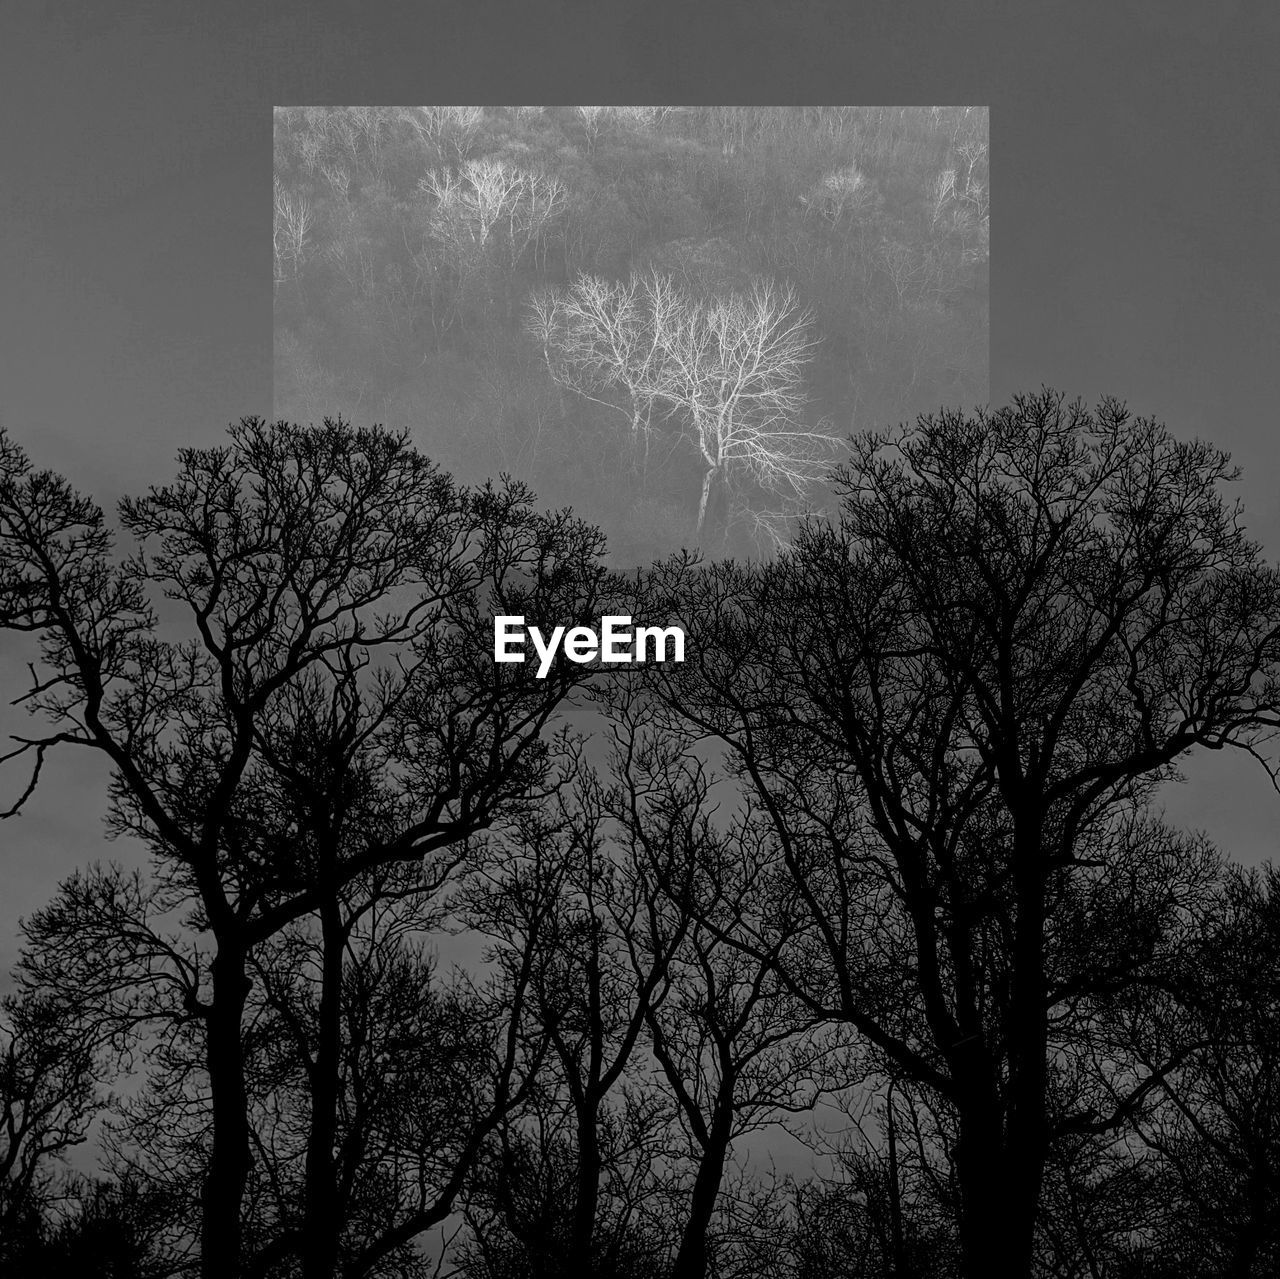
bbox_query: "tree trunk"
[696,467,716,541]
[670,1099,734,1279]
[202,943,253,1279]
[301,894,345,1279]
[887,1087,907,1279]
[953,1110,1025,1277]
[1003,809,1050,1272]
[952,811,1049,1279]
[570,1104,602,1272]
[1227,1165,1268,1279]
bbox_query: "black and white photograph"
[272,104,988,556]
[2,6,1278,1278]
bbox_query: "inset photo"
[273,105,988,559]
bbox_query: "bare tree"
[0,991,105,1243]
[421,160,565,271]
[656,279,837,536]
[799,162,875,226]
[18,853,553,1279]
[400,106,487,164]
[1120,863,1280,1277]
[529,274,838,538]
[638,392,1280,1278]
[602,704,827,1279]
[526,272,684,452]
[0,417,612,1279]
[273,178,314,288]
[574,107,608,154]
[247,866,550,1279]
[460,760,693,1278]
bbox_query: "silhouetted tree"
[602,696,828,1279]
[0,990,105,1251]
[1123,864,1280,1277]
[0,1172,188,1279]
[0,417,612,1279]
[459,761,690,1277]
[638,391,1280,1277]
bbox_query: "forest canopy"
[4,397,1280,1279]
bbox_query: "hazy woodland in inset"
[273,106,988,559]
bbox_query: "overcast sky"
[2,1,1279,981]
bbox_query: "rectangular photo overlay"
[273,105,989,562]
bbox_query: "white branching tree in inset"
[929,168,958,230]
[575,106,608,153]
[927,136,988,266]
[399,105,486,162]
[526,272,684,449]
[530,274,839,537]
[800,162,872,226]
[878,238,931,309]
[421,161,517,251]
[273,178,314,288]
[509,168,568,271]
[659,280,839,536]
[420,159,566,271]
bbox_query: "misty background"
[272,104,987,561]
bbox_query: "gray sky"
[2,1,1279,984]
